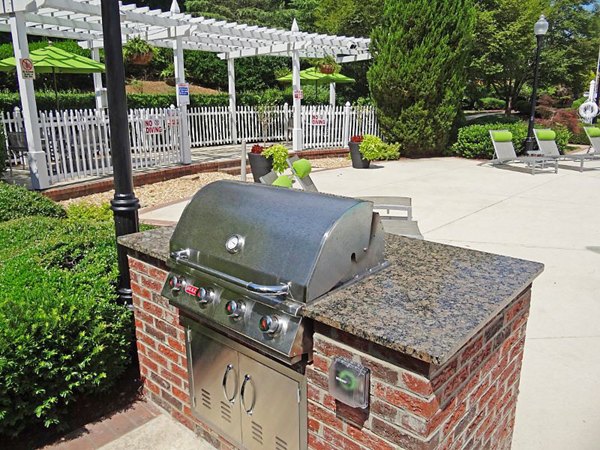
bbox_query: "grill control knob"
[169,276,182,292]
[259,315,281,335]
[225,300,246,319]
[197,288,215,305]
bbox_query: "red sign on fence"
[145,119,163,134]
[311,115,327,126]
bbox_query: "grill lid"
[169,180,385,303]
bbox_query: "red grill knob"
[225,300,245,319]
[259,315,281,334]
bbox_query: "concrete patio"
[134,156,600,450]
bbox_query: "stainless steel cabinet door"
[189,333,242,443]
[238,354,301,450]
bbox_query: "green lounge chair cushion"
[292,158,312,178]
[491,131,512,142]
[272,175,293,188]
[536,129,556,141]
[586,127,600,138]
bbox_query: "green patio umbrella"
[0,46,105,109]
[277,67,355,97]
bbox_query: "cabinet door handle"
[240,374,255,415]
[222,364,237,404]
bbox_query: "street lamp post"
[525,15,549,153]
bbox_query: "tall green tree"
[368,0,476,157]
[469,0,599,112]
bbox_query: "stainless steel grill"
[161,180,387,364]
[160,180,386,449]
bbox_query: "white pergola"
[0,0,371,189]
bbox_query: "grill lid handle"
[170,249,290,298]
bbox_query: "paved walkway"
[139,156,600,450]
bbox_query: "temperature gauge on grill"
[225,300,246,320]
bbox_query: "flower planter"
[319,65,335,74]
[349,142,370,169]
[129,52,153,66]
[248,152,273,182]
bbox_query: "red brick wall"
[307,288,531,450]
[128,255,238,450]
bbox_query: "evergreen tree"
[368,0,475,157]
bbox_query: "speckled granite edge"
[118,226,174,262]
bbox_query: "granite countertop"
[119,228,544,366]
[304,235,543,365]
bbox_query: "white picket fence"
[2,103,378,186]
[186,103,379,148]
[2,107,182,184]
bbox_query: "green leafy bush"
[571,97,587,110]
[261,144,289,173]
[449,121,571,159]
[449,122,528,159]
[359,135,400,161]
[0,183,66,222]
[477,97,505,110]
[0,216,132,435]
[66,203,113,222]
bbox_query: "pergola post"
[329,82,336,106]
[291,19,303,152]
[8,12,50,190]
[91,47,105,110]
[227,57,238,144]
[173,35,191,164]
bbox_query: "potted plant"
[248,144,290,183]
[248,144,272,182]
[123,37,155,66]
[349,135,400,169]
[316,55,340,74]
[349,135,369,168]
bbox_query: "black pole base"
[524,136,537,153]
[111,193,140,306]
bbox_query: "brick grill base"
[306,289,531,450]
[128,254,530,450]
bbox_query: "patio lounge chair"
[584,126,600,155]
[534,128,600,173]
[489,130,558,175]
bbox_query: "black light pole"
[101,0,140,305]
[524,15,549,153]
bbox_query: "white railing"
[185,102,379,149]
[2,106,182,184]
[2,102,378,186]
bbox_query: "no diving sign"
[20,58,35,80]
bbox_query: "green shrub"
[0,183,66,222]
[359,135,400,161]
[477,97,505,110]
[571,97,587,110]
[514,99,531,115]
[467,114,520,126]
[449,121,528,159]
[66,203,113,222]
[261,144,289,173]
[449,121,571,159]
[0,216,132,435]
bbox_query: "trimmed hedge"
[0,183,66,222]
[476,97,505,110]
[0,216,132,435]
[448,121,571,159]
